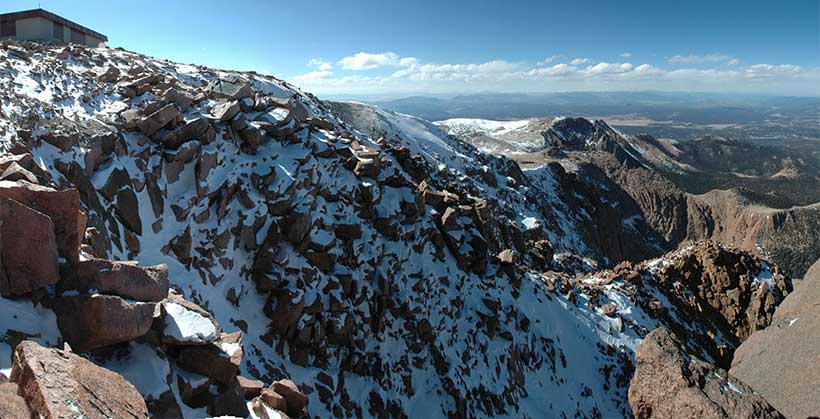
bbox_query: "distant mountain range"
[358,91,819,141]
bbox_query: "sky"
[3,0,819,96]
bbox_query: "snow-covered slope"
[0,41,793,418]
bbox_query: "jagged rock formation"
[0,40,792,418]
[628,327,785,419]
[439,116,820,278]
[730,258,820,418]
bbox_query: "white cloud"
[308,58,332,71]
[289,54,818,96]
[620,52,632,58]
[290,70,334,84]
[538,55,560,65]
[667,53,735,64]
[338,52,417,70]
[583,62,634,75]
[570,58,592,65]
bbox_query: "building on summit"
[0,8,107,47]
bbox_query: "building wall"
[13,17,52,41]
[2,15,105,47]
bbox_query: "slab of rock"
[51,295,155,352]
[0,196,60,296]
[730,258,820,419]
[138,103,180,136]
[11,340,148,419]
[628,327,784,419]
[175,331,243,386]
[0,180,81,266]
[210,81,252,100]
[159,301,218,345]
[237,376,264,399]
[211,101,241,122]
[161,117,210,149]
[69,258,169,302]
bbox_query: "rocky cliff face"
[0,40,795,418]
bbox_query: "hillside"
[438,116,820,278]
[0,40,802,418]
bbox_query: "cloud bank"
[289,51,820,96]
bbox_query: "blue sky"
[4,0,819,96]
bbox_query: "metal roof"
[0,8,108,42]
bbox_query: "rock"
[51,295,155,352]
[0,382,30,418]
[0,154,49,183]
[158,301,219,345]
[0,181,81,266]
[497,249,518,265]
[161,117,210,149]
[11,340,149,418]
[0,162,37,183]
[175,331,243,386]
[628,327,785,419]
[282,213,312,244]
[601,303,617,317]
[237,376,265,399]
[210,80,252,100]
[257,388,288,414]
[138,103,180,136]
[211,101,241,122]
[208,378,250,417]
[730,258,820,419]
[271,379,308,418]
[0,196,59,296]
[161,88,195,111]
[68,258,169,302]
[97,66,121,83]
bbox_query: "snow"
[163,303,218,344]
[435,118,532,136]
[98,343,172,399]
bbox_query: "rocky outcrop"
[730,257,820,419]
[628,327,784,419]
[11,340,149,419]
[51,294,155,352]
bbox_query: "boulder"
[208,378,250,417]
[51,295,155,352]
[628,327,784,419]
[271,379,308,418]
[211,101,241,122]
[161,117,210,149]
[0,196,60,296]
[175,331,243,386]
[0,180,81,266]
[0,162,37,183]
[730,258,820,419]
[209,81,252,100]
[158,301,219,345]
[10,340,149,419]
[68,258,169,302]
[237,376,265,399]
[138,103,180,136]
[0,381,30,418]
